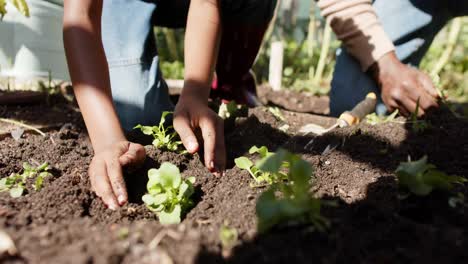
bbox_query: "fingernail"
[108,202,118,211]
[209,160,215,170]
[188,141,198,152]
[118,195,126,206]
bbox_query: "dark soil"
[257,85,330,115]
[1,98,468,264]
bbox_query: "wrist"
[368,51,400,83]
[180,81,211,104]
[91,132,127,154]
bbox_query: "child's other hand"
[174,95,226,176]
[89,141,146,210]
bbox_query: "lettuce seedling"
[142,162,195,225]
[268,107,285,121]
[219,222,238,252]
[134,111,183,152]
[218,101,240,120]
[0,162,52,198]
[396,156,466,196]
[255,149,329,233]
[366,110,399,126]
[235,146,288,187]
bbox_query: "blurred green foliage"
[155,15,467,103]
[421,18,468,102]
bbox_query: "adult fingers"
[106,157,128,206]
[398,96,423,117]
[419,73,440,99]
[174,111,199,154]
[405,84,437,116]
[89,158,119,210]
[416,93,437,115]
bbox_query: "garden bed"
[1,96,468,264]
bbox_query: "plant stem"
[0,118,46,137]
[248,169,259,182]
[430,18,462,77]
[306,2,316,58]
[313,19,332,85]
[163,28,180,61]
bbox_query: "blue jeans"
[101,0,276,131]
[330,0,468,116]
[101,0,173,131]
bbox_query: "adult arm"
[318,0,439,116]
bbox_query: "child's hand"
[174,95,226,176]
[89,141,146,210]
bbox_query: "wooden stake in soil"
[269,41,284,91]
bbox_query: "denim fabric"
[101,0,173,131]
[101,0,277,131]
[329,0,468,116]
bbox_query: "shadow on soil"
[195,177,468,263]
[195,106,468,263]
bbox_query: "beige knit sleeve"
[317,0,395,71]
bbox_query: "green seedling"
[117,227,130,240]
[142,162,195,225]
[219,222,238,252]
[235,146,288,187]
[366,110,399,126]
[218,101,239,120]
[255,149,329,233]
[134,111,183,152]
[268,107,285,122]
[410,99,430,133]
[0,162,52,198]
[396,156,466,196]
[1,0,29,19]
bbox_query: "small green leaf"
[257,149,290,173]
[135,125,154,135]
[158,162,181,189]
[396,156,431,178]
[160,111,171,126]
[142,194,156,205]
[187,177,196,184]
[117,227,130,240]
[144,163,195,223]
[152,138,162,148]
[0,178,7,191]
[219,223,238,249]
[37,162,50,172]
[22,162,32,171]
[158,204,182,225]
[10,186,24,198]
[33,175,44,191]
[178,181,194,200]
[396,156,465,196]
[249,146,271,158]
[290,159,313,187]
[235,157,253,170]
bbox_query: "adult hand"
[173,93,226,176]
[89,141,146,210]
[370,52,439,116]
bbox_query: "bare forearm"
[182,0,221,101]
[63,0,125,152]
